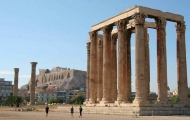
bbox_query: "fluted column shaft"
[30,62,37,105]
[176,22,188,106]
[97,35,103,102]
[86,42,90,102]
[13,68,19,96]
[111,34,117,102]
[116,19,127,103]
[133,13,149,106]
[155,17,168,104]
[126,31,132,102]
[144,28,150,101]
[89,31,98,104]
[101,25,113,103]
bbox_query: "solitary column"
[13,68,19,96]
[97,35,103,102]
[86,41,91,102]
[111,34,117,102]
[126,31,132,102]
[144,28,150,101]
[155,17,169,106]
[89,31,98,104]
[115,19,128,103]
[132,13,149,106]
[100,25,113,104]
[176,22,189,106]
[30,62,37,105]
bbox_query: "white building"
[36,91,57,103]
[0,78,13,101]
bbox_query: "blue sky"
[0,0,189,93]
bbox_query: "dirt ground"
[0,110,190,120]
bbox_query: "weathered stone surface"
[20,67,86,92]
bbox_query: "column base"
[115,100,131,104]
[97,98,102,102]
[132,98,150,107]
[155,100,172,107]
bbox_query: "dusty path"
[0,111,190,120]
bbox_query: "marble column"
[176,22,189,106]
[115,19,128,103]
[126,31,132,102]
[30,62,37,105]
[86,41,90,102]
[144,28,150,101]
[97,35,103,102]
[132,13,149,106]
[111,34,117,102]
[155,17,169,106]
[89,31,98,104]
[13,68,19,96]
[100,25,113,104]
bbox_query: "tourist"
[45,105,49,117]
[71,106,74,117]
[79,106,83,117]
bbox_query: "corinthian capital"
[155,17,166,29]
[86,42,90,51]
[102,25,113,36]
[133,13,147,25]
[89,31,97,40]
[116,19,127,31]
[176,21,186,32]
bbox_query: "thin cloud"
[19,75,30,79]
[131,46,135,50]
[0,71,14,75]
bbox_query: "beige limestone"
[13,68,19,96]
[30,62,37,105]
[176,22,189,106]
[100,25,113,104]
[89,31,98,104]
[86,42,90,102]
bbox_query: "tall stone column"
[176,22,189,106]
[144,28,150,101]
[132,13,149,106]
[100,25,113,104]
[155,17,169,106]
[13,68,19,96]
[86,41,91,102]
[89,31,98,104]
[97,35,103,102]
[115,19,128,103]
[111,34,117,102]
[126,31,132,102]
[30,62,37,105]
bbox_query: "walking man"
[79,106,83,117]
[71,106,74,118]
[45,105,49,117]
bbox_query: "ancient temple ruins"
[86,6,188,107]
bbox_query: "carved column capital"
[98,39,103,48]
[102,25,113,36]
[116,19,127,31]
[30,62,37,68]
[14,68,19,73]
[86,42,90,51]
[176,21,186,33]
[89,31,98,39]
[133,13,147,25]
[155,17,167,29]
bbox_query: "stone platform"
[57,105,190,116]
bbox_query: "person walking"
[79,106,83,117]
[71,106,74,118]
[45,105,49,117]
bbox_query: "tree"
[66,92,85,104]
[47,97,63,104]
[169,95,178,104]
[188,93,190,98]
[6,96,23,107]
[42,86,48,91]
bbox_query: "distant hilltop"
[20,66,86,92]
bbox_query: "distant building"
[0,78,13,101]
[173,87,190,96]
[36,91,57,103]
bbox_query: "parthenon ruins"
[86,6,189,107]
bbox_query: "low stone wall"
[55,106,190,116]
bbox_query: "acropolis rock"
[20,67,86,92]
